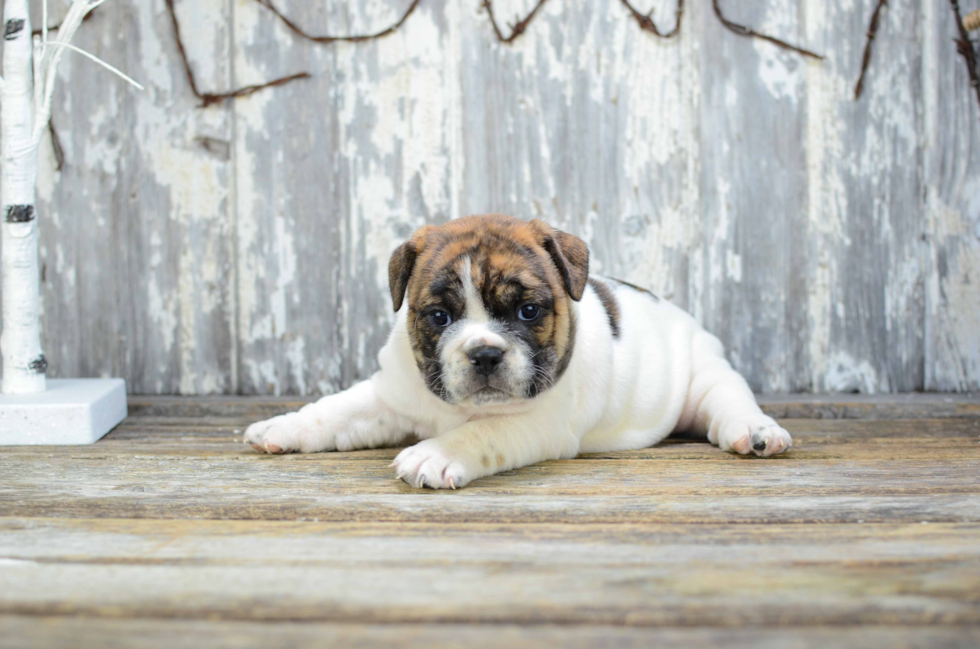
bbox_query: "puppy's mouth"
[473,385,509,396]
[464,385,514,405]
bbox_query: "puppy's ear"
[388,226,431,312]
[530,220,590,301]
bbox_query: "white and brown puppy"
[245,214,791,488]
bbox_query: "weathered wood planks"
[2,519,980,626]
[698,1,811,393]
[34,1,238,394]
[0,416,978,525]
[1,617,977,649]
[0,0,968,395]
[923,0,980,392]
[115,393,980,420]
[0,399,978,644]
[804,0,927,393]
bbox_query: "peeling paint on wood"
[0,0,974,394]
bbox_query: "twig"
[199,73,311,107]
[712,0,823,60]
[48,41,143,90]
[48,119,64,172]
[950,0,980,119]
[854,0,887,99]
[164,0,310,108]
[619,0,684,39]
[32,1,114,147]
[32,6,94,172]
[254,0,420,44]
[31,7,96,36]
[482,0,550,43]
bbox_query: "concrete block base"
[0,378,127,445]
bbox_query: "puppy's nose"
[468,346,504,376]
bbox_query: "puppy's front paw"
[391,439,477,489]
[244,413,305,454]
[719,418,792,457]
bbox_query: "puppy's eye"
[518,304,541,322]
[429,310,452,327]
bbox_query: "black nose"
[468,346,504,376]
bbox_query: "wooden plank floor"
[1,396,979,647]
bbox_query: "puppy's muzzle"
[468,346,504,377]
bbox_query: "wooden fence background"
[6,0,979,394]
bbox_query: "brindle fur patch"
[390,214,589,402]
[588,278,621,338]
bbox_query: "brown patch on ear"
[388,226,432,312]
[530,219,590,300]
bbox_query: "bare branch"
[48,41,143,89]
[254,0,420,44]
[482,0,550,43]
[164,0,310,108]
[712,0,823,60]
[854,0,887,99]
[619,0,684,39]
[31,7,96,36]
[198,73,312,108]
[48,119,64,172]
[33,0,106,146]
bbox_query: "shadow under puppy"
[245,214,791,488]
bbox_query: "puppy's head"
[389,214,589,406]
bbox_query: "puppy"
[245,214,791,488]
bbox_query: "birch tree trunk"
[0,0,45,394]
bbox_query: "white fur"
[459,257,488,324]
[245,276,792,488]
[434,256,533,407]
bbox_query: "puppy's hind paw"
[720,419,792,457]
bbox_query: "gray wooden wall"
[6,0,979,394]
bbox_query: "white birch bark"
[1,0,44,394]
[0,0,136,394]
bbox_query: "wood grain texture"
[2,416,979,454]
[118,393,980,420]
[923,0,980,391]
[2,519,980,625]
[0,402,978,643]
[699,1,811,393]
[33,0,237,394]
[806,0,928,394]
[1,416,978,523]
[0,0,975,394]
[2,617,978,649]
